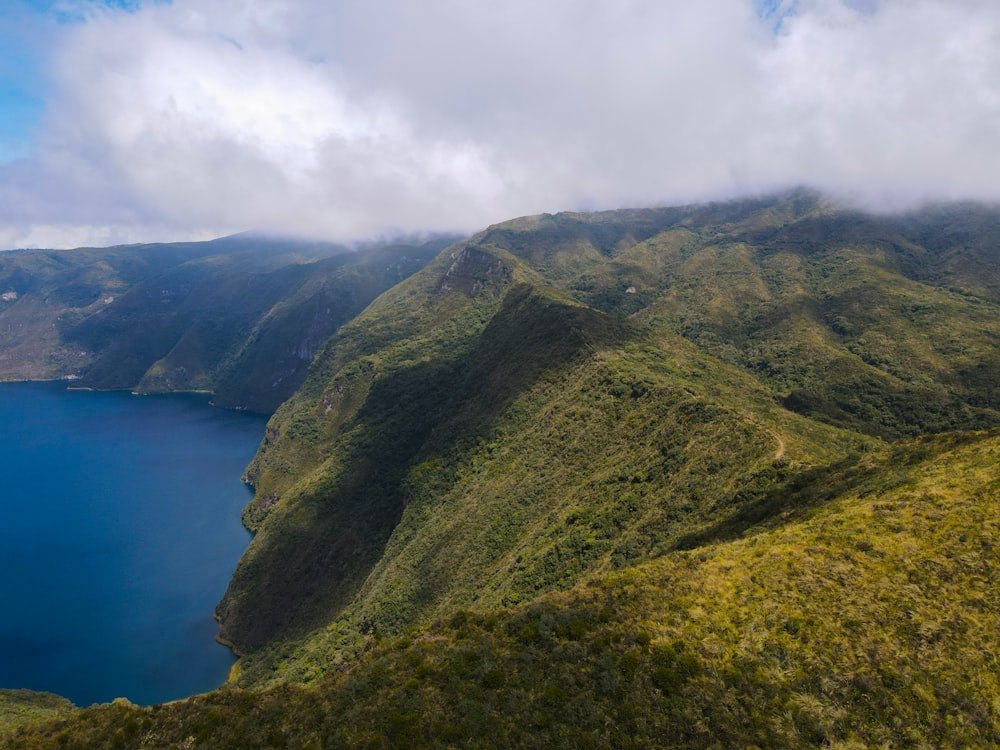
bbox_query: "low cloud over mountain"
[1,0,999,248]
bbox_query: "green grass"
[0,691,76,734]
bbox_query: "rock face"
[438,246,511,295]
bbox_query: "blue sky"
[0,0,997,250]
[0,0,157,161]
[0,2,51,161]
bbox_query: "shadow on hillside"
[224,284,634,650]
[671,429,991,551]
[670,455,879,551]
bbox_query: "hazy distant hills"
[0,234,454,412]
[5,191,1000,748]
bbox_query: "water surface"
[0,382,267,706]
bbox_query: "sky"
[0,0,998,249]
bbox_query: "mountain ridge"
[0,234,456,412]
[4,190,1000,747]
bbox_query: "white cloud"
[2,0,1000,248]
[750,0,1000,206]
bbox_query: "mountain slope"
[215,192,1000,681]
[4,192,1000,747]
[481,196,1000,437]
[0,235,452,412]
[6,428,1000,748]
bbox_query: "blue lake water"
[0,382,268,707]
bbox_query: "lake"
[0,381,268,707]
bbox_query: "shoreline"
[0,380,262,706]
[212,616,245,658]
[213,614,246,685]
[0,377,273,417]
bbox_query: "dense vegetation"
[0,692,75,735]
[0,234,452,411]
[4,191,1000,747]
[5,430,1000,747]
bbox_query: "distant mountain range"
[4,190,1000,748]
[0,233,455,412]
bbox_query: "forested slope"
[0,235,451,411]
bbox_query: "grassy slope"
[506,199,1000,438]
[220,193,1000,672]
[0,236,449,412]
[5,429,999,748]
[0,692,76,736]
[5,193,1000,747]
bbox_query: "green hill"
[6,430,1000,747]
[4,191,1000,748]
[0,235,452,412]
